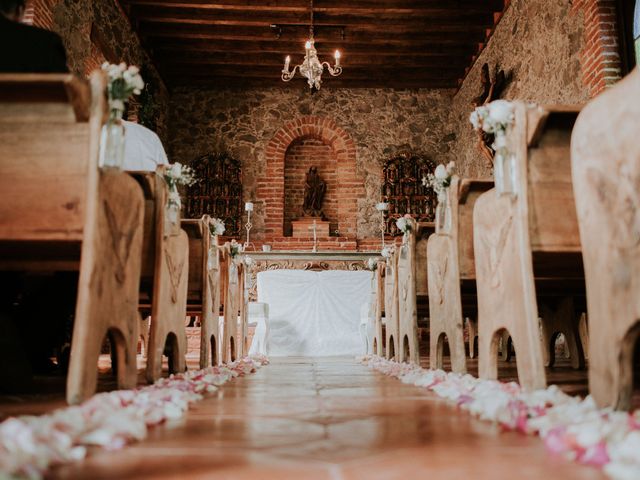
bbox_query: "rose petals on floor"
[0,355,268,480]
[359,355,640,480]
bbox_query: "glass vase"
[164,184,181,235]
[435,191,452,233]
[100,105,126,171]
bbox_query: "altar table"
[257,269,372,356]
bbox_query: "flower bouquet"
[470,100,516,194]
[209,217,226,237]
[163,162,197,228]
[381,244,396,259]
[423,161,455,232]
[366,257,380,271]
[99,63,144,170]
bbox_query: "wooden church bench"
[371,260,385,357]
[384,246,400,360]
[397,218,420,364]
[221,243,247,362]
[182,216,222,367]
[128,170,189,383]
[0,73,145,404]
[571,68,640,410]
[473,102,586,391]
[427,176,493,373]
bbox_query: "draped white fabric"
[257,269,373,357]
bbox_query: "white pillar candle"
[284,55,291,71]
[376,202,389,212]
[334,50,341,66]
[245,202,254,212]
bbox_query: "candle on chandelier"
[284,55,291,71]
[245,202,254,212]
[305,40,312,51]
[334,50,341,66]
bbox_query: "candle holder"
[244,202,255,251]
[375,202,389,249]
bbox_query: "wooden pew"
[222,243,246,362]
[129,170,189,383]
[182,216,222,368]
[384,247,400,360]
[397,218,420,364]
[571,68,640,410]
[427,176,493,373]
[371,261,385,356]
[473,102,586,390]
[0,73,144,404]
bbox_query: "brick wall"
[572,0,623,96]
[284,138,338,236]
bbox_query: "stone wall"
[169,88,453,242]
[444,0,594,178]
[25,0,170,142]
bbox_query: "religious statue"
[302,166,326,217]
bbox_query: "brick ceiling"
[118,0,507,89]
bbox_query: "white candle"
[245,202,254,212]
[376,202,389,212]
[305,40,312,51]
[284,55,291,71]
[334,50,341,66]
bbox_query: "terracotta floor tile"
[3,357,607,479]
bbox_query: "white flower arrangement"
[229,239,244,259]
[381,245,396,259]
[101,62,144,112]
[164,162,198,189]
[366,257,380,271]
[469,99,515,147]
[209,218,226,237]
[423,161,455,198]
[395,215,412,235]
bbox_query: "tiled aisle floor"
[52,357,605,480]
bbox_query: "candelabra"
[376,202,389,249]
[244,201,254,251]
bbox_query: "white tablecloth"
[257,269,372,356]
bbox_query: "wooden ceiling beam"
[154,52,472,68]
[121,0,504,14]
[128,7,496,29]
[153,41,474,57]
[138,23,489,43]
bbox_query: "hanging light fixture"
[281,0,342,90]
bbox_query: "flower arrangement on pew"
[366,257,380,271]
[395,214,413,244]
[100,62,145,170]
[163,162,197,227]
[209,217,226,237]
[229,239,244,260]
[381,244,396,259]
[423,161,455,232]
[469,100,516,194]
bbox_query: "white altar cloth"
[257,269,372,356]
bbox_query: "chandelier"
[281,0,342,90]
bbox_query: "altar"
[246,251,375,357]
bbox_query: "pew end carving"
[129,170,189,384]
[0,73,145,404]
[428,176,493,373]
[182,217,222,368]
[474,102,585,391]
[572,67,640,410]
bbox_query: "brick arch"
[259,116,360,238]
